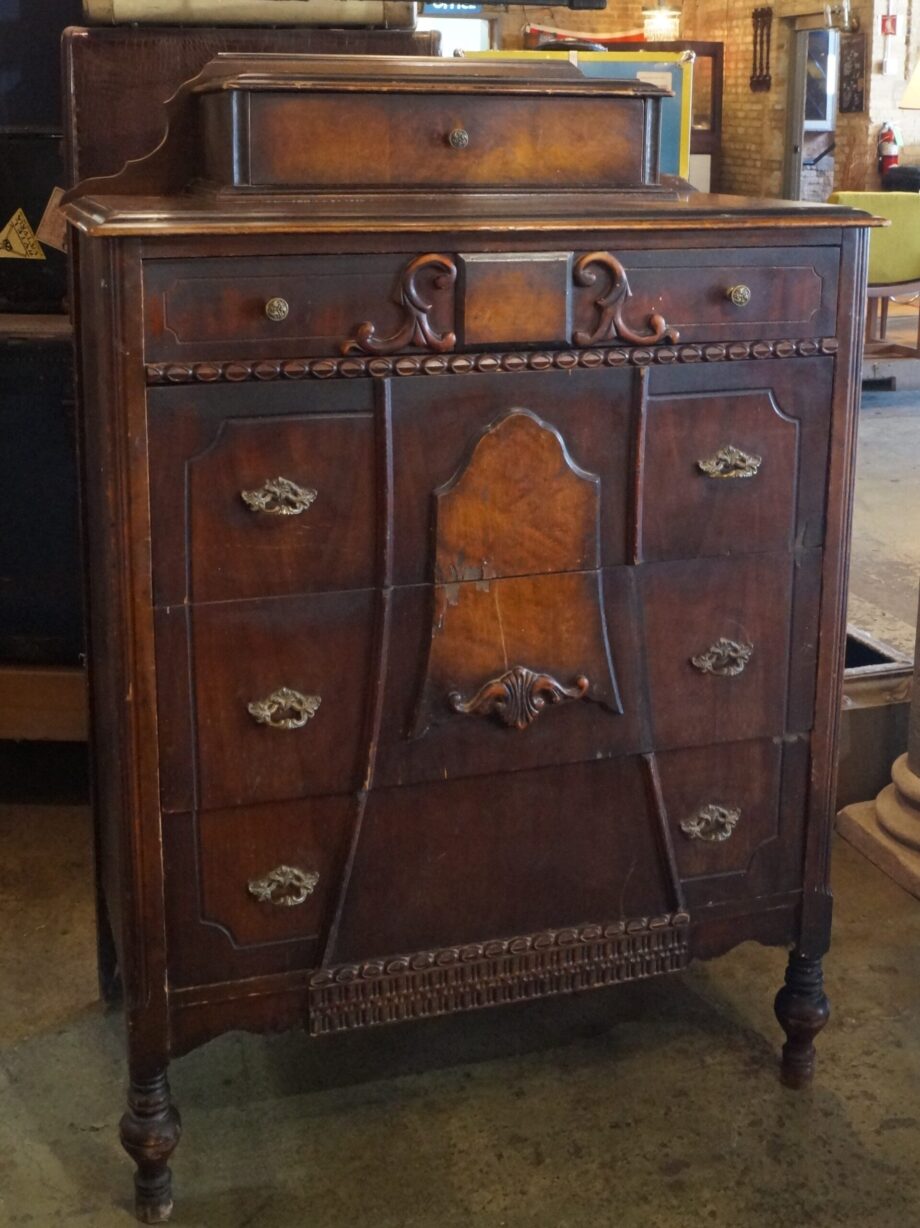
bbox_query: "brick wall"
[480,0,920,198]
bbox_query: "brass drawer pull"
[248,865,319,907]
[264,296,290,322]
[726,284,752,307]
[697,444,762,479]
[448,127,470,149]
[449,665,589,731]
[691,638,753,677]
[247,687,321,730]
[240,476,317,516]
[680,804,741,843]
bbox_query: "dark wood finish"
[64,51,875,1220]
[62,26,441,186]
[774,952,830,1088]
[214,92,659,192]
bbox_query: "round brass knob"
[264,296,290,322]
[448,128,470,150]
[726,284,752,308]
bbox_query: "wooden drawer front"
[148,387,376,604]
[641,553,799,750]
[330,756,675,964]
[163,797,354,988]
[657,737,809,909]
[144,253,454,362]
[640,358,834,561]
[241,93,654,192]
[175,591,376,811]
[390,368,636,584]
[599,246,839,343]
[375,568,648,790]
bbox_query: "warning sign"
[0,208,46,260]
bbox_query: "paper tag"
[0,208,46,260]
[36,187,69,255]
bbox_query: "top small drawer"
[196,59,665,194]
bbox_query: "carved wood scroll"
[573,251,679,347]
[449,666,589,730]
[342,253,457,356]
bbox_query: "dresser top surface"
[64,187,880,238]
[189,53,673,98]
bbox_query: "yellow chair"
[829,190,920,350]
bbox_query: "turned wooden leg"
[120,1071,181,1223]
[774,952,830,1089]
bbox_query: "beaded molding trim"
[146,338,839,386]
[308,912,691,1036]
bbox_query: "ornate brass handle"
[726,284,752,307]
[264,296,290,322]
[248,865,319,907]
[240,476,317,516]
[247,687,321,730]
[697,444,762,479]
[691,639,753,677]
[449,665,589,731]
[680,804,741,843]
[448,127,470,149]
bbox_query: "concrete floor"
[1,800,919,1228]
[849,301,920,655]
[2,375,919,1227]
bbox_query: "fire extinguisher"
[878,121,903,175]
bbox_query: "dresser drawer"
[157,590,377,812]
[148,382,377,604]
[641,553,799,750]
[640,358,834,561]
[608,246,839,343]
[144,253,455,363]
[163,796,354,988]
[375,567,648,790]
[204,90,658,194]
[330,755,674,964]
[657,736,809,910]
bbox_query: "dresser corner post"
[773,950,830,1089]
[119,1069,182,1223]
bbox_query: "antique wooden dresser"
[63,55,874,1222]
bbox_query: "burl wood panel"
[143,253,455,362]
[376,567,649,789]
[330,755,676,963]
[162,795,356,988]
[642,358,834,561]
[169,590,377,811]
[390,368,637,584]
[242,94,651,191]
[458,252,572,347]
[149,403,376,604]
[433,408,600,582]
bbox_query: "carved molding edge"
[147,338,839,386]
[448,666,589,730]
[341,253,457,356]
[308,913,691,1036]
[573,251,679,347]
